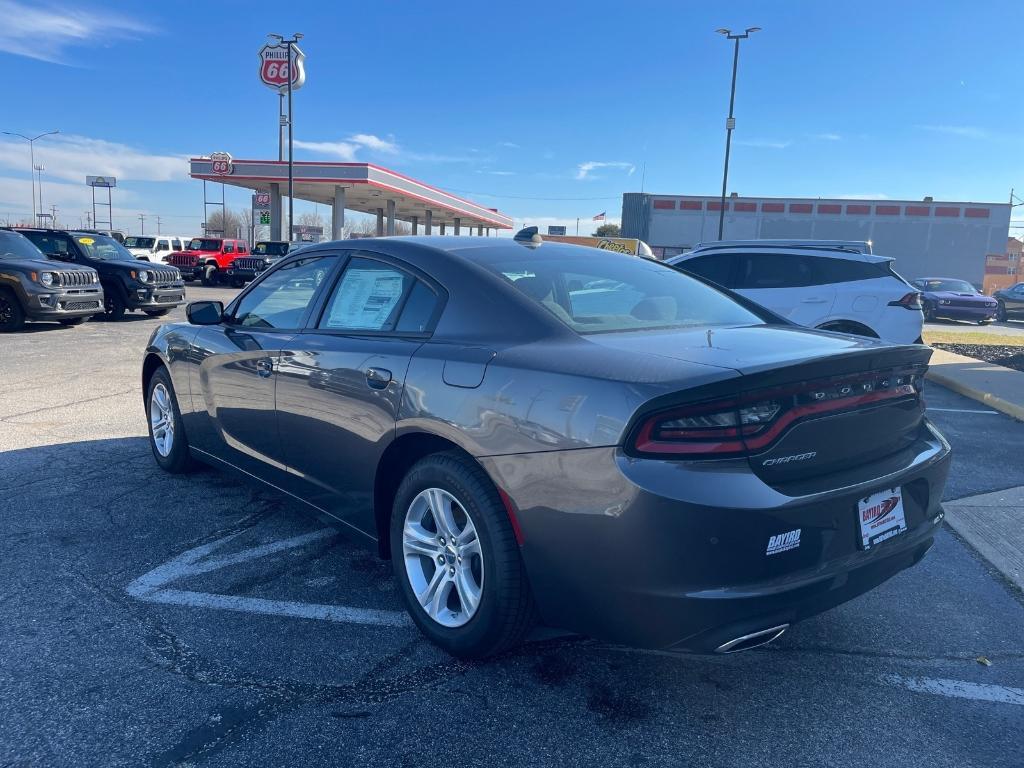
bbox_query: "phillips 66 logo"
[258,43,306,91]
[210,152,233,176]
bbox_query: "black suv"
[0,229,104,331]
[17,229,185,320]
[224,240,300,286]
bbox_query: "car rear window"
[475,247,764,334]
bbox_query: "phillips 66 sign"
[258,43,306,91]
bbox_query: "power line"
[442,187,622,202]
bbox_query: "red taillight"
[890,292,924,310]
[631,370,922,458]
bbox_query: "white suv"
[123,235,189,263]
[668,242,924,343]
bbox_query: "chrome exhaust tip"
[715,624,789,654]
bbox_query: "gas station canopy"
[189,157,513,239]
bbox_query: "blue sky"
[1,0,1022,237]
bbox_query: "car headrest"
[513,275,554,301]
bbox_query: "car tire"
[230,278,245,289]
[0,287,25,332]
[104,292,126,321]
[996,301,1007,322]
[146,366,196,474]
[923,303,936,322]
[201,265,219,287]
[58,317,86,326]
[390,451,535,659]
[815,320,879,339]
[144,309,170,317]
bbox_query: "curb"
[926,368,1024,422]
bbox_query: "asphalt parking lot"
[2,289,1023,768]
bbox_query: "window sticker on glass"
[325,268,406,330]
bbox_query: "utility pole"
[50,205,58,228]
[715,27,760,240]
[156,215,162,235]
[85,211,92,228]
[138,213,146,235]
[33,165,45,225]
[1,129,59,226]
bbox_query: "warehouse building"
[621,193,1012,284]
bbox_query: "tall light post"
[715,27,759,240]
[268,32,303,241]
[2,129,59,224]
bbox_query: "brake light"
[890,292,923,310]
[631,370,922,458]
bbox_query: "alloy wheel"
[402,488,483,628]
[149,382,175,457]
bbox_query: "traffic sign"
[86,176,116,188]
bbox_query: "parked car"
[223,240,298,287]
[123,235,189,263]
[910,277,998,324]
[167,238,250,286]
[0,228,104,331]
[669,243,924,343]
[17,229,185,320]
[992,282,1024,322]
[142,237,951,658]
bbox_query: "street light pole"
[715,27,760,240]
[2,129,59,225]
[269,32,303,242]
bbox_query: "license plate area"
[857,487,907,550]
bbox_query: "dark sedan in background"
[992,281,1024,322]
[141,236,951,658]
[911,277,998,324]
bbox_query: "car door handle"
[801,297,829,304]
[365,367,392,389]
[256,358,274,378]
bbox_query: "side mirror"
[48,252,72,262]
[186,300,224,325]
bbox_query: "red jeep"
[168,238,250,286]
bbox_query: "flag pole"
[576,217,579,235]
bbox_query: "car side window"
[812,256,885,284]
[224,242,235,254]
[318,257,416,332]
[735,253,817,289]
[231,255,336,330]
[22,232,71,259]
[172,239,183,251]
[676,254,736,287]
[395,280,441,333]
[156,240,169,251]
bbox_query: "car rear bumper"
[480,420,951,651]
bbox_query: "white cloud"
[293,134,398,161]
[735,139,792,149]
[498,141,520,148]
[919,125,991,140]
[575,161,635,180]
[0,0,151,64]
[477,170,516,176]
[811,133,842,141]
[292,140,360,161]
[0,133,187,183]
[348,134,398,153]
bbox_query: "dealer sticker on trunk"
[858,487,907,550]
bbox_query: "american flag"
[592,212,606,221]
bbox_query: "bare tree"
[203,209,245,238]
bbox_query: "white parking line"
[882,674,1024,705]
[927,407,999,415]
[126,529,412,628]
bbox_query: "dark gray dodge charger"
[142,236,951,658]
